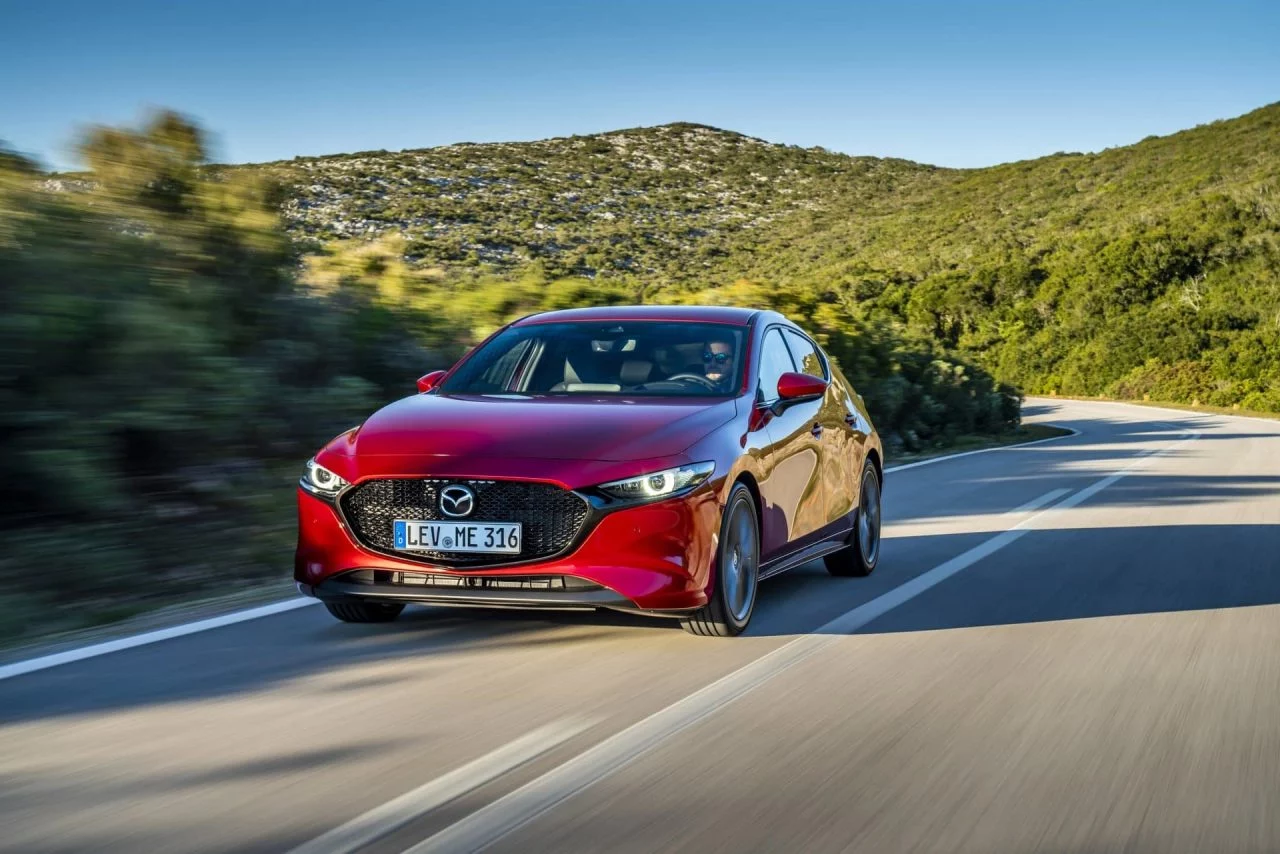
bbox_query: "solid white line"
[884,425,1080,475]
[1027,395,1280,429]
[0,424,1077,683]
[400,629,834,854]
[817,422,1196,634]
[287,718,595,854]
[402,428,1200,853]
[0,597,321,682]
[817,488,1068,633]
[401,495,1066,854]
[0,406,1188,684]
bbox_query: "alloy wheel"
[721,497,759,624]
[858,467,882,567]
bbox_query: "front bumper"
[298,571,636,611]
[294,483,721,612]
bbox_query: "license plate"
[393,519,522,555]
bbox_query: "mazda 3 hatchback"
[295,305,883,635]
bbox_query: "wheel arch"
[866,447,883,486]
[729,470,763,524]
[707,470,764,594]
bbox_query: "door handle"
[810,423,823,437]
[845,413,867,435]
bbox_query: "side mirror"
[416,370,447,394]
[776,372,828,404]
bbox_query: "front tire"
[682,483,760,637]
[825,458,881,577]
[324,601,405,623]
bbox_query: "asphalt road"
[3,398,1280,854]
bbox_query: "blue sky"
[2,0,1277,170]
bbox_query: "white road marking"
[397,493,1068,854]
[815,488,1068,634]
[400,625,836,854]
[0,428,1074,683]
[286,718,594,854]
[884,425,1080,475]
[1028,395,1280,429]
[0,597,320,681]
[0,406,1206,685]
[401,428,1200,854]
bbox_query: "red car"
[295,305,883,636]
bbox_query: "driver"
[701,334,736,390]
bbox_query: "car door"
[754,326,827,562]
[827,355,871,482]
[781,329,858,529]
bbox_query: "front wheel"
[682,483,760,637]
[825,459,881,577]
[324,601,405,623]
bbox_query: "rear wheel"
[324,601,405,623]
[681,483,759,637]
[825,458,881,577]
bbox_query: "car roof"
[514,304,759,326]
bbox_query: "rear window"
[440,321,746,397]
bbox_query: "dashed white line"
[0,423,1076,683]
[399,428,1199,853]
[0,408,1191,689]
[399,494,1066,854]
[286,718,595,854]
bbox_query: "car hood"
[345,394,739,463]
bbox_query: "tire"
[324,601,405,623]
[825,458,882,578]
[681,483,760,637]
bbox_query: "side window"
[782,330,827,380]
[757,328,796,401]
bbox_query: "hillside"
[245,123,942,281]
[245,103,1280,411]
[3,113,1021,638]
[7,104,1275,638]
[737,103,1280,408]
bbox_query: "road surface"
[3,398,1279,853]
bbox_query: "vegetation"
[7,100,1275,640]
[0,114,431,639]
[730,104,1280,411]
[1,113,1015,641]
[250,122,937,284]
[246,103,1280,411]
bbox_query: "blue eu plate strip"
[393,520,407,549]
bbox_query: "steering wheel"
[665,372,720,390]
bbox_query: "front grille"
[339,478,591,567]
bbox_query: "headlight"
[597,462,715,502]
[301,458,349,497]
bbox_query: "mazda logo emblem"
[439,484,476,518]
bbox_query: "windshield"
[440,321,746,397]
